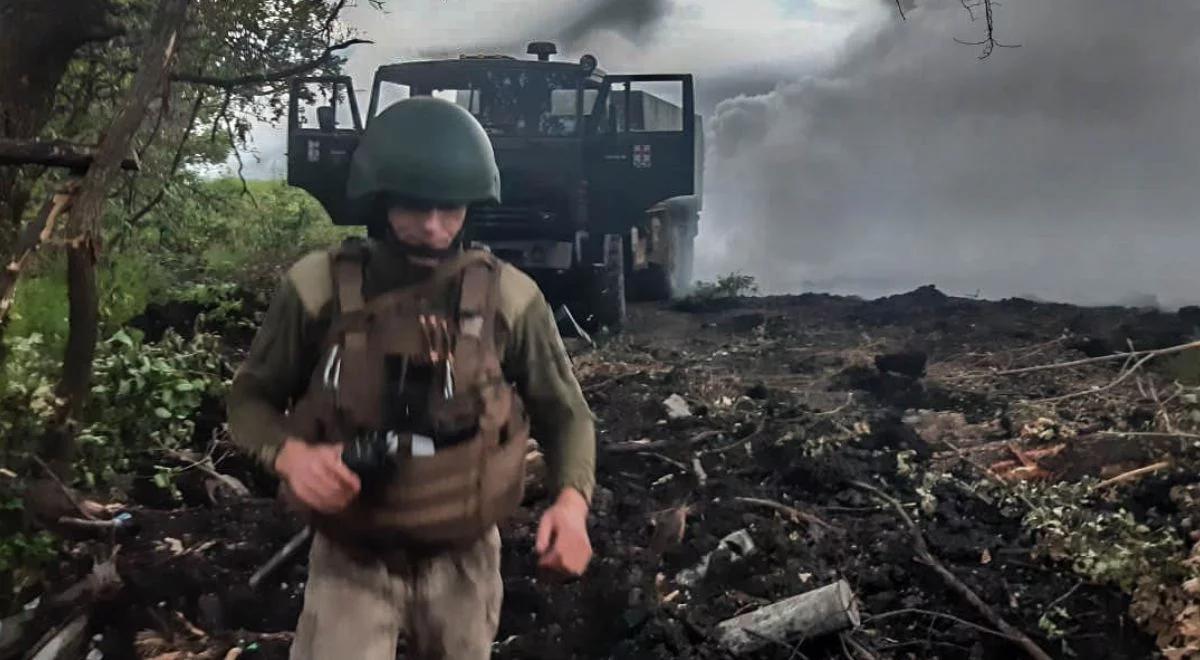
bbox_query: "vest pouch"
[429,388,483,448]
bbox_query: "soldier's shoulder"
[284,248,335,318]
[493,257,544,325]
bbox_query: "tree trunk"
[0,0,120,241]
[43,0,191,470]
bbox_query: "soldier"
[226,96,596,660]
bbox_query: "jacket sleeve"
[226,278,321,471]
[503,293,597,503]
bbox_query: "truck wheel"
[589,235,626,332]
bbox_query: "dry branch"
[1096,461,1171,490]
[849,480,1053,660]
[1031,350,1162,404]
[990,340,1200,377]
[733,497,837,531]
[0,183,75,326]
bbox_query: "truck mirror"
[316,106,336,132]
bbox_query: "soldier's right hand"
[274,438,361,514]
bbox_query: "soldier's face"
[387,203,467,250]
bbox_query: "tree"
[0,0,373,474]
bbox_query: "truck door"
[287,76,363,225]
[585,74,695,239]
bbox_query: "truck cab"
[286,42,703,329]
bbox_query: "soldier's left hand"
[535,488,592,578]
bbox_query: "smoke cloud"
[559,0,673,43]
[697,0,1200,309]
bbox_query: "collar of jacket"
[363,237,466,298]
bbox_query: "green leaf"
[154,407,172,419]
[111,330,134,348]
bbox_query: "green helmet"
[346,96,501,220]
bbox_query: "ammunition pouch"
[287,241,530,548]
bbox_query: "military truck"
[286,41,703,330]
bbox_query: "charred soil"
[49,286,1200,659]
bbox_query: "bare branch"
[850,480,1053,660]
[956,0,1021,59]
[172,38,371,90]
[123,91,205,233]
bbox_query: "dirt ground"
[48,285,1200,659]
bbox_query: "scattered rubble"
[29,285,1200,658]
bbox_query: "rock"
[874,351,927,378]
[663,394,692,419]
[591,486,615,516]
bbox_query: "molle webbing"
[302,243,530,546]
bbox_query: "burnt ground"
[45,286,1200,659]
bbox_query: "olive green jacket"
[225,239,596,502]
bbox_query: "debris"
[1097,461,1172,490]
[712,579,860,655]
[691,456,708,485]
[676,529,757,587]
[850,480,1054,660]
[874,351,928,378]
[555,305,594,347]
[732,497,837,531]
[28,614,89,660]
[663,394,692,419]
[649,505,692,555]
[249,526,314,589]
[56,512,138,536]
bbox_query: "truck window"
[372,68,583,137]
[294,79,359,131]
[603,80,685,133]
[375,81,412,114]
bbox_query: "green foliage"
[685,271,760,303]
[0,524,59,611]
[0,335,61,455]
[121,178,357,295]
[77,329,230,492]
[0,329,229,492]
[989,479,1187,591]
[98,251,173,333]
[5,270,70,356]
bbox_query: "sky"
[229,0,1200,309]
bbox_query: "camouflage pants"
[289,527,503,660]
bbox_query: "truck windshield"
[375,67,584,137]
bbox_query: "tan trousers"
[289,527,503,660]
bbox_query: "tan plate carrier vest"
[288,241,530,547]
